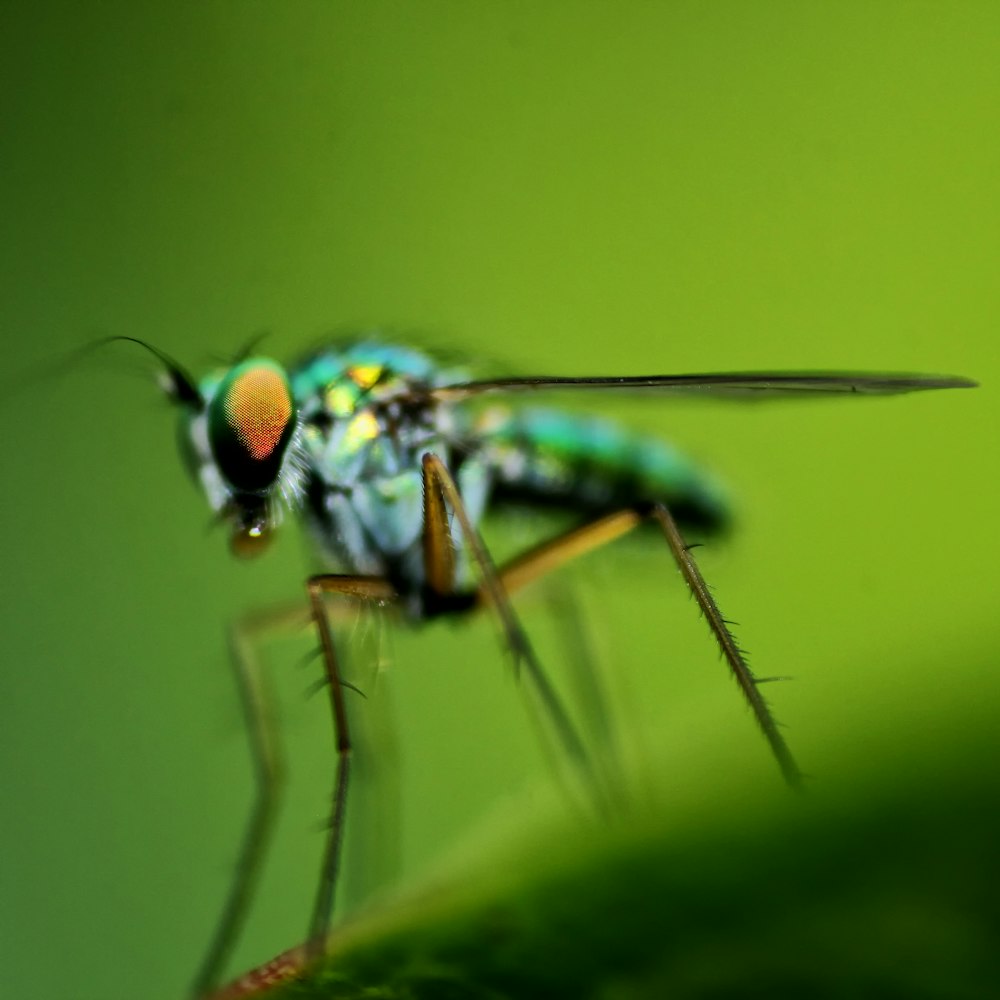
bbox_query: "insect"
[101,336,974,997]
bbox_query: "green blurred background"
[1,3,997,998]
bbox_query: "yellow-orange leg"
[420,453,593,780]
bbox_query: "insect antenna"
[96,335,204,408]
[5,333,204,409]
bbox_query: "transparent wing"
[427,371,977,402]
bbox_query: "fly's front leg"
[305,574,398,961]
[193,604,307,998]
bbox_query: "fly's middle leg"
[305,575,398,961]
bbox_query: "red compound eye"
[208,359,296,493]
[224,366,293,461]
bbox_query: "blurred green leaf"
[216,711,999,1000]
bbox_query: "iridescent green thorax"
[287,344,484,593]
[291,342,443,403]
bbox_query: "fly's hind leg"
[649,503,802,790]
[489,503,803,791]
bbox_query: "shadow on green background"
[1,4,997,999]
